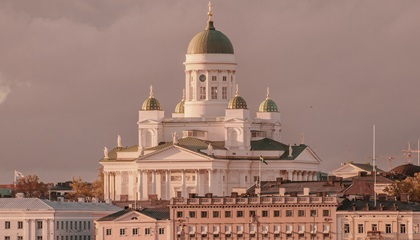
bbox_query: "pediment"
[294,148,322,163]
[224,118,249,123]
[138,119,160,124]
[139,146,211,161]
[115,211,156,222]
[330,164,366,176]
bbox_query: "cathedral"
[100,3,322,201]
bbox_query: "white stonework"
[99,8,323,202]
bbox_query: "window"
[5,221,10,229]
[372,224,378,231]
[213,211,220,218]
[237,211,244,217]
[189,211,196,218]
[223,76,227,81]
[245,176,248,182]
[400,224,406,233]
[225,211,232,218]
[249,210,256,217]
[323,210,330,217]
[177,211,183,218]
[212,76,217,81]
[37,237,42,240]
[358,224,364,233]
[70,221,73,230]
[310,209,317,217]
[211,87,218,99]
[17,237,23,240]
[200,87,206,100]
[145,228,151,235]
[132,228,138,235]
[159,228,165,235]
[298,210,305,217]
[5,237,10,240]
[201,211,208,218]
[120,228,125,236]
[106,229,112,236]
[262,210,269,217]
[386,224,391,233]
[37,221,43,229]
[253,176,258,183]
[274,210,280,217]
[88,221,91,230]
[286,210,293,217]
[222,87,227,99]
[344,224,350,233]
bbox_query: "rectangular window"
[17,221,23,229]
[310,209,317,217]
[400,224,406,233]
[286,210,293,217]
[344,224,350,233]
[386,224,391,233]
[358,224,364,233]
[200,87,206,100]
[88,221,91,230]
[189,211,196,218]
[213,211,220,218]
[5,237,10,240]
[225,211,232,218]
[177,211,183,218]
[274,210,280,217]
[262,210,269,217]
[201,211,208,218]
[132,228,138,235]
[236,211,244,217]
[17,237,23,240]
[5,221,10,229]
[159,228,165,235]
[372,224,377,231]
[223,76,227,81]
[323,210,330,217]
[298,210,305,217]
[249,210,256,217]
[106,229,112,236]
[222,87,227,99]
[211,87,218,99]
[37,237,42,240]
[145,228,151,235]
[245,176,248,182]
[37,221,43,229]
[65,221,68,230]
[212,76,217,81]
[120,228,125,236]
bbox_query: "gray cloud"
[0,0,419,183]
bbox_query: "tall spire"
[208,1,213,21]
[149,85,154,98]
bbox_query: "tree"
[384,172,420,202]
[69,167,104,201]
[92,167,104,201]
[15,175,49,198]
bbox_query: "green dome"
[259,98,278,112]
[187,21,234,54]
[228,95,247,109]
[142,97,161,111]
[174,100,185,113]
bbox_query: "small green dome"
[141,86,162,111]
[142,97,161,111]
[259,99,278,112]
[187,21,234,54]
[228,95,247,109]
[174,100,185,113]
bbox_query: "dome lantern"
[259,87,278,112]
[228,84,247,109]
[141,85,162,111]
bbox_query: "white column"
[182,170,186,197]
[24,220,30,240]
[115,172,122,200]
[142,171,149,200]
[166,170,170,199]
[151,170,156,194]
[128,171,134,200]
[104,171,109,200]
[288,171,293,181]
[156,171,162,199]
[195,170,200,195]
[30,220,36,240]
[137,170,142,201]
[42,219,48,240]
[208,169,213,194]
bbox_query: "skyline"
[1,0,420,183]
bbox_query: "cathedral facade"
[100,4,322,201]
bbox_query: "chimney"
[327,176,336,185]
[303,187,310,196]
[77,197,85,203]
[276,177,283,185]
[400,193,409,203]
[279,188,286,196]
[231,192,238,198]
[57,197,64,203]
[358,171,367,177]
[352,203,356,211]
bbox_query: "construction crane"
[402,141,420,165]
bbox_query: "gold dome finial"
[266,87,270,99]
[208,1,213,21]
[149,85,154,98]
[182,89,185,101]
[235,84,239,96]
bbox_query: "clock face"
[199,74,206,82]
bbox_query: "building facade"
[0,198,121,240]
[100,3,322,202]
[169,194,338,240]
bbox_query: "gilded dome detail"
[141,86,162,111]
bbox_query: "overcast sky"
[1,0,420,183]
